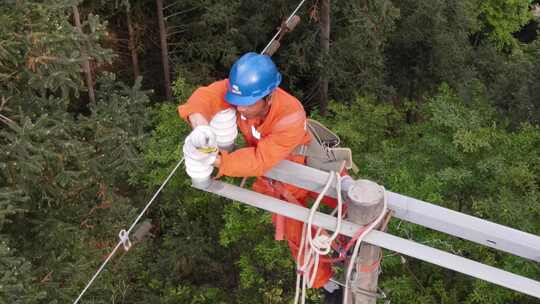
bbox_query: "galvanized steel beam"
[194,180,540,299]
[265,161,540,262]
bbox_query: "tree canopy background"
[1,0,539,303]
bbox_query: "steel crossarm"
[264,160,540,262]
[193,180,540,299]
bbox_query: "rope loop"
[295,171,343,304]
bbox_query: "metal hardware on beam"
[193,180,540,299]
[265,160,540,262]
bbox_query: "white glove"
[183,126,218,166]
[189,125,217,149]
[188,113,209,128]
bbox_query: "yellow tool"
[197,146,218,154]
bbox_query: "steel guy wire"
[72,157,185,304]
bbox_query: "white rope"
[292,175,388,304]
[260,0,309,55]
[342,186,388,304]
[72,157,185,304]
[293,222,307,304]
[308,173,343,255]
[294,171,343,304]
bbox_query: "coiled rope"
[294,173,388,304]
[294,171,343,304]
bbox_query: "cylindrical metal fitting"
[286,15,301,31]
[191,176,212,189]
[265,40,281,56]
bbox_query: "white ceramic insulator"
[183,134,215,184]
[184,157,213,179]
[210,108,238,148]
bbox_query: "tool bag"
[296,119,358,173]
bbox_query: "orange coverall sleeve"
[218,117,306,177]
[177,80,230,122]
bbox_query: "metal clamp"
[118,229,132,251]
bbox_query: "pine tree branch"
[0,114,13,125]
[0,96,8,112]
[72,5,95,104]
[39,271,53,284]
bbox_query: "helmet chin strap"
[260,93,274,118]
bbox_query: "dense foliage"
[0,1,151,302]
[315,85,540,303]
[1,0,539,303]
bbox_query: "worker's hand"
[190,125,217,149]
[183,126,218,166]
[188,113,209,128]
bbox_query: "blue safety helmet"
[225,52,282,106]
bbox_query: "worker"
[178,52,338,294]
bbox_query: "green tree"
[473,40,540,125]
[1,1,152,302]
[1,0,539,302]
[385,0,477,101]
[316,85,540,303]
[473,0,534,50]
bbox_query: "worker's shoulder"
[268,88,306,131]
[274,87,305,113]
[190,79,228,101]
[202,79,228,91]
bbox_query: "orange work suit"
[178,79,332,288]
